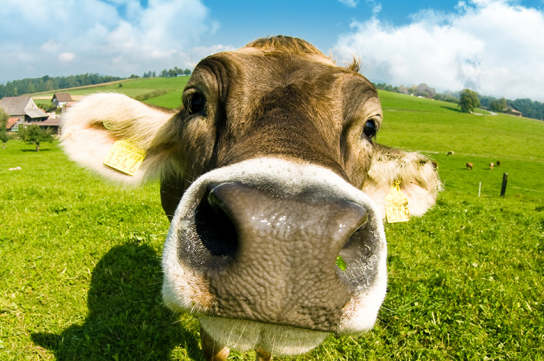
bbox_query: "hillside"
[32,76,190,107]
[378,91,543,161]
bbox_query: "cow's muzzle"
[174,180,380,332]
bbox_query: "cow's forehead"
[188,48,381,120]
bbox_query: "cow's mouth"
[198,315,329,356]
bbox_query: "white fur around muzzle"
[161,157,388,354]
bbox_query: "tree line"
[478,95,544,120]
[0,67,193,98]
[373,82,460,103]
[131,67,192,79]
[0,74,123,98]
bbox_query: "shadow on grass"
[32,243,203,361]
[440,106,462,113]
[21,149,53,152]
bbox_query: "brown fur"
[245,35,325,57]
[466,162,473,170]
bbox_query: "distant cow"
[447,151,454,155]
[489,163,494,169]
[60,36,440,361]
[496,160,501,166]
[466,162,473,170]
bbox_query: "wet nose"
[190,182,370,331]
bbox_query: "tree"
[490,97,507,112]
[183,68,191,76]
[458,89,480,113]
[36,102,52,111]
[18,124,54,152]
[0,108,9,148]
[0,107,8,130]
[0,130,11,148]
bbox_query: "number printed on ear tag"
[385,180,410,223]
[103,140,146,176]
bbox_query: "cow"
[496,160,501,166]
[466,162,473,170]
[489,162,494,170]
[60,36,440,360]
[447,151,454,156]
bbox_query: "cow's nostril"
[194,189,238,257]
[336,212,380,287]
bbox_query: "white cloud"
[181,44,237,67]
[41,40,62,53]
[0,0,227,81]
[366,0,381,15]
[58,52,76,62]
[332,0,544,101]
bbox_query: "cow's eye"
[188,93,206,115]
[363,119,377,139]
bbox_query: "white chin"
[198,316,329,356]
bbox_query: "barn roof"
[0,96,48,119]
[53,93,73,102]
[6,118,18,130]
[36,117,61,126]
[0,96,31,116]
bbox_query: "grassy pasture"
[1,89,543,360]
[32,77,190,100]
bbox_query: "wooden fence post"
[500,173,508,197]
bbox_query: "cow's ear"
[362,145,441,220]
[60,94,181,186]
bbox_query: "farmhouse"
[51,93,73,109]
[0,96,48,131]
[504,107,522,117]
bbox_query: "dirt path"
[33,95,87,101]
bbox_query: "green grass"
[31,77,187,110]
[144,90,183,109]
[378,91,544,163]
[1,89,543,360]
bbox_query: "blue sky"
[2,0,544,101]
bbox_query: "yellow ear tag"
[385,181,410,223]
[103,140,147,176]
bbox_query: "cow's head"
[61,36,439,359]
